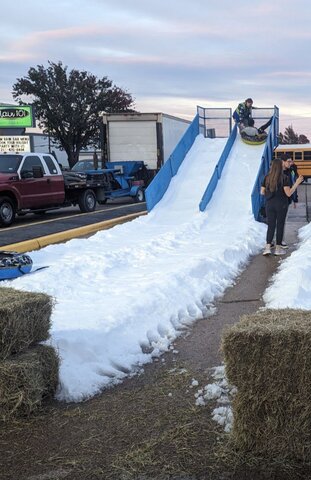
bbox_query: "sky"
[1,0,311,139]
[3,135,268,402]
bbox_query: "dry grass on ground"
[0,363,221,480]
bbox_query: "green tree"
[12,61,135,167]
[298,134,310,144]
[279,125,310,144]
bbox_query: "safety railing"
[197,106,232,138]
[251,106,279,221]
[199,123,237,211]
[145,114,199,211]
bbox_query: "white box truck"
[101,112,191,173]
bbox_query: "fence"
[197,106,232,138]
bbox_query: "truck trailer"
[101,112,191,173]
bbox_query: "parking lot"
[0,198,146,248]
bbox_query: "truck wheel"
[78,189,97,212]
[0,197,15,227]
[134,188,145,203]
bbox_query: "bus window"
[304,151,311,161]
[294,152,302,160]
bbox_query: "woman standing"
[260,158,304,256]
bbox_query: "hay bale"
[0,344,59,421]
[0,287,54,360]
[222,309,311,461]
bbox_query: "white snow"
[194,366,236,433]
[4,134,268,402]
[263,221,311,309]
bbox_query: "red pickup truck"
[0,152,109,227]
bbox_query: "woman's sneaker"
[263,245,271,256]
[271,241,288,249]
[274,246,287,256]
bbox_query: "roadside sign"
[0,135,30,152]
[0,105,35,128]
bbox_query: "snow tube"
[0,251,33,280]
[241,132,267,145]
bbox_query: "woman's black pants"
[266,199,288,245]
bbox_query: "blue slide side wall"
[251,111,279,221]
[145,114,199,211]
[199,123,237,212]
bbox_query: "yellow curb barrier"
[3,211,147,253]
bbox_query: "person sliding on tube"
[240,117,273,139]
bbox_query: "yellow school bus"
[274,144,311,178]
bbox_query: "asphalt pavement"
[0,199,147,250]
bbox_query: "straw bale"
[221,308,311,461]
[0,287,54,360]
[0,344,59,421]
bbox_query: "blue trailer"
[103,161,145,202]
[71,160,146,203]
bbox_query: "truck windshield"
[0,154,22,173]
[71,160,104,171]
